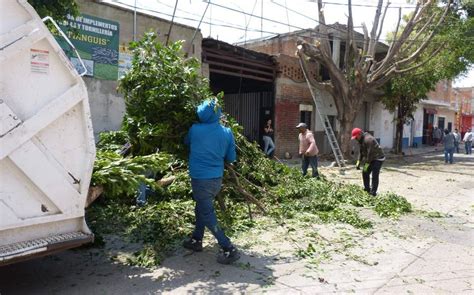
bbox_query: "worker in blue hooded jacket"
[183,99,240,264]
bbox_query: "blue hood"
[197,100,221,123]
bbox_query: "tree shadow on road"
[0,241,281,294]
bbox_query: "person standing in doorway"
[453,129,461,153]
[463,128,473,154]
[262,119,275,157]
[183,99,240,265]
[296,122,319,178]
[352,128,385,196]
[442,129,455,164]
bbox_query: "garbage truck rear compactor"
[0,0,96,266]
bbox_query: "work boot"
[217,246,240,264]
[182,237,203,252]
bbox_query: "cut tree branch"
[226,164,267,214]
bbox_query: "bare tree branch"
[402,11,438,53]
[394,4,451,69]
[375,1,391,43]
[317,0,332,56]
[377,6,401,68]
[362,22,369,54]
[394,44,445,74]
[368,0,385,57]
[297,47,334,95]
[370,2,424,81]
[371,42,445,89]
[344,0,353,72]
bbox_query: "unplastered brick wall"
[277,55,320,84]
[274,77,314,158]
[244,34,314,57]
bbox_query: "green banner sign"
[56,13,120,80]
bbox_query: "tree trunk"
[339,114,358,158]
[336,90,363,158]
[394,100,407,154]
[395,120,404,154]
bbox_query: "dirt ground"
[0,151,473,294]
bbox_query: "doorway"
[438,117,445,131]
[423,109,435,145]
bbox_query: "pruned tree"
[297,0,454,156]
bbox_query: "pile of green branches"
[87,32,412,267]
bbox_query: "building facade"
[241,28,392,158]
[61,0,202,138]
[415,80,457,146]
[454,87,474,138]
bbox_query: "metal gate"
[223,92,273,143]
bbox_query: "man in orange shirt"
[296,123,319,178]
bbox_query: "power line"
[284,0,291,32]
[114,1,281,36]
[207,1,307,31]
[186,0,209,54]
[155,0,244,32]
[165,0,179,46]
[114,1,473,46]
[321,0,418,9]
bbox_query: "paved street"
[0,151,473,294]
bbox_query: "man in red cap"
[352,128,385,196]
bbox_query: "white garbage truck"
[0,0,96,266]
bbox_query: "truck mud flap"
[0,232,93,267]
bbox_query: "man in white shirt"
[463,128,473,154]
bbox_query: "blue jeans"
[466,141,472,154]
[262,136,275,156]
[362,160,383,196]
[302,155,319,177]
[136,170,155,206]
[191,178,231,249]
[444,147,454,163]
[454,141,459,153]
[136,182,152,206]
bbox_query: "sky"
[109,0,473,87]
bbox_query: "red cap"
[351,128,362,140]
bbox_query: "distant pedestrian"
[296,122,319,178]
[262,119,275,157]
[352,128,385,196]
[433,127,442,146]
[442,129,455,164]
[463,128,473,154]
[453,129,461,153]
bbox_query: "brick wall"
[245,37,299,57]
[246,38,327,158]
[274,76,314,158]
[427,80,452,104]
